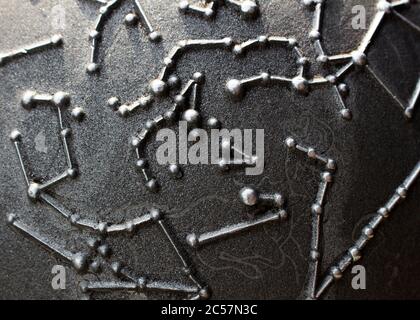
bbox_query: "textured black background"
[0,0,419,299]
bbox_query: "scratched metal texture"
[0,0,419,300]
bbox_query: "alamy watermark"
[35,131,48,154]
[155,121,265,176]
[51,265,66,290]
[352,5,367,30]
[351,265,366,290]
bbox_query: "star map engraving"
[4,0,420,299]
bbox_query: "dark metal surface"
[0,0,419,299]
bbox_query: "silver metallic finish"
[11,91,78,201]
[89,0,109,4]
[10,132,30,186]
[39,183,155,236]
[226,73,293,99]
[358,11,386,53]
[226,0,259,19]
[239,187,285,208]
[218,138,258,170]
[327,53,352,64]
[81,279,198,294]
[145,280,199,294]
[180,38,234,49]
[309,2,323,41]
[9,110,207,301]
[179,0,259,20]
[84,0,162,71]
[405,78,420,119]
[313,39,325,57]
[391,0,410,8]
[86,0,121,73]
[179,0,216,19]
[117,95,153,117]
[71,107,85,121]
[333,85,352,120]
[5,0,420,301]
[8,215,73,262]
[133,73,215,191]
[157,219,206,290]
[334,61,354,80]
[299,0,420,126]
[308,76,328,86]
[186,210,287,249]
[106,214,153,234]
[0,34,63,67]
[105,0,420,127]
[124,12,138,25]
[133,0,162,42]
[307,171,333,298]
[315,160,420,299]
[286,135,336,299]
[366,65,406,112]
[111,35,305,105]
[233,35,293,56]
[285,137,336,171]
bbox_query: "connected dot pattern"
[4,0,420,300]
